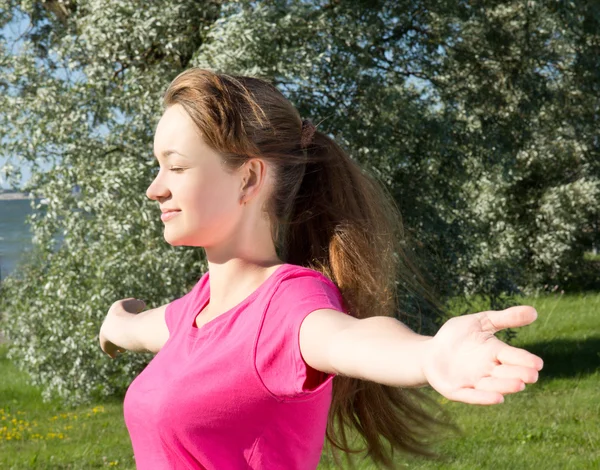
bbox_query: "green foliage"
[0,0,216,406]
[0,0,599,406]
[191,0,600,298]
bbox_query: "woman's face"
[146,104,244,248]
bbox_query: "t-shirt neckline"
[188,263,292,336]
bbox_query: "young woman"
[99,68,543,470]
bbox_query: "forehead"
[153,104,203,158]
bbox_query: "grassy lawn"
[1,292,599,469]
[401,292,600,469]
[0,364,133,469]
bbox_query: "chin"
[163,230,199,247]
[163,230,185,246]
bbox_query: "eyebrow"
[154,149,186,160]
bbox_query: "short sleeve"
[255,271,347,399]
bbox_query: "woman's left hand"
[422,306,544,405]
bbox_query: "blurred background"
[0,1,598,468]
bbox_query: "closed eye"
[169,167,185,173]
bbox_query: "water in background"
[0,199,39,280]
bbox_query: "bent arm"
[299,310,432,388]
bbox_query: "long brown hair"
[163,68,458,468]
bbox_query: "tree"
[189,0,600,298]
[0,0,598,407]
[0,0,221,405]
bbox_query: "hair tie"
[300,119,316,149]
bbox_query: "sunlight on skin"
[424,306,544,405]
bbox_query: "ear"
[240,158,268,204]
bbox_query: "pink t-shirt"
[123,263,347,469]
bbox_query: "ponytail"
[282,130,458,467]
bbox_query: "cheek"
[165,173,241,246]
[184,175,239,223]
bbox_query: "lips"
[160,210,181,222]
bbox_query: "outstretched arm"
[99,299,169,357]
[299,306,543,405]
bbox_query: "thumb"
[478,306,538,334]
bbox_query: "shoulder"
[257,264,348,350]
[254,265,346,397]
[271,265,344,307]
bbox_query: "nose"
[146,170,170,202]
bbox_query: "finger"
[496,344,544,370]
[478,306,538,334]
[448,388,504,405]
[475,377,525,394]
[490,364,539,383]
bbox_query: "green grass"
[1,293,599,469]
[406,291,600,469]
[0,361,134,469]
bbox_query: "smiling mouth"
[161,210,181,222]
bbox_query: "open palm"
[423,306,544,405]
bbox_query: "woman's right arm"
[99,298,170,358]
